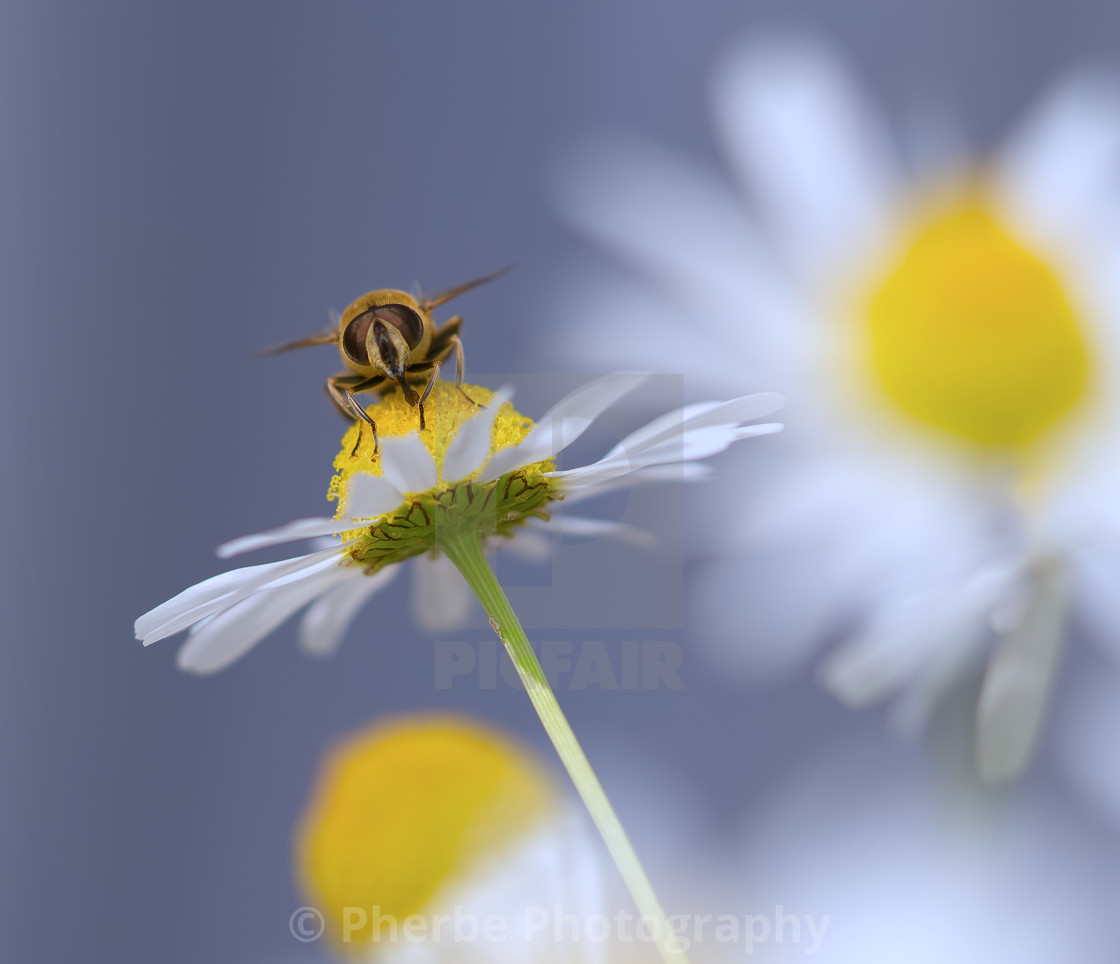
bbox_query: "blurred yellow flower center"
[865,202,1090,449]
[296,716,558,949]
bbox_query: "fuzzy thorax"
[327,381,559,572]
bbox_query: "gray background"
[4,3,1120,962]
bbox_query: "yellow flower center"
[295,715,558,949]
[327,381,537,505]
[326,381,559,574]
[863,201,1091,450]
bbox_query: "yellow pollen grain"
[295,715,558,949]
[864,201,1090,450]
[327,381,536,510]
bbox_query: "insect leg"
[418,363,441,404]
[409,363,445,432]
[446,333,476,406]
[328,373,386,454]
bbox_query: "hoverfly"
[263,269,504,451]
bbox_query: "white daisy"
[555,36,1120,782]
[135,376,781,675]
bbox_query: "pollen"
[863,200,1091,450]
[328,381,534,504]
[295,715,558,948]
[326,381,559,574]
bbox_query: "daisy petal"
[412,554,475,632]
[378,434,438,494]
[135,543,350,644]
[553,421,779,490]
[477,374,648,482]
[999,68,1120,243]
[442,387,514,482]
[298,565,399,657]
[504,528,554,562]
[345,471,408,518]
[531,514,655,547]
[216,517,353,559]
[713,36,896,274]
[557,134,782,311]
[561,462,713,505]
[976,560,1070,784]
[176,561,352,674]
[605,393,784,461]
[820,592,989,708]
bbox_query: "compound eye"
[370,304,424,351]
[341,312,374,365]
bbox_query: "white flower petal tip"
[377,434,438,494]
[550,391,783,490]
[215,517,353,559]
[476,373,649,483]
[134,543,350,645]
[442,386,515,482]
[173,558,352,674]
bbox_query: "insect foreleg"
[446,333,476,406]
[327,373,386,454]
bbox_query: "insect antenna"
[255,326,338,358]
[419,266,511,311]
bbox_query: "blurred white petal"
[998,68,1120,244]
[557,133,786,313]
[532,514,655,548]
[298,566,399,657]
[821,584,993,708]
[713,35,897,274]
[412,553,475,632]
[975,558,1070,784]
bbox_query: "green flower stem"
[441,527,687,964]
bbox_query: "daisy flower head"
[556,35,1120,782]
[136,371,779,964]
[134,377,781,674]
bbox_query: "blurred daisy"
[135,377,780,674]
[299,714,749,963]
[556,36,1120,782]
[296,713,609,962]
